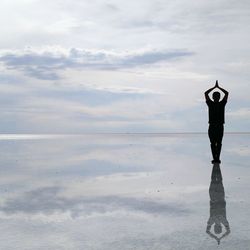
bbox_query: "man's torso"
[206,100,227,124]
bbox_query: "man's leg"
[209,125,217,162]
[216,125,224,161]
[211,144,217,162]
[216,144,222,161]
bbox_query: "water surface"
[0,134,249,249]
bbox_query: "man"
[205,80,228,163]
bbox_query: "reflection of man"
[205,80,228,163]
[206,163,230,245]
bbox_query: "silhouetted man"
[206,163,230,245]
[205,81,228,163]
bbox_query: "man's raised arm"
[205,85,216,102]
[217,85,229,102]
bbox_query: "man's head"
[212,91,220,102]
[214,223,222,234]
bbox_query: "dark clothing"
[205,91,228,162]
[206,99,227,124]
[208,124,224,144]
[208,124,224,161]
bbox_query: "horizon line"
[1,132,250,134]
[0,132,250,136]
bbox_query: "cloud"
[228,108,250,118]
[0,186,190,217]
[0,47,194,80]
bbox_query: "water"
[0,134,250,249]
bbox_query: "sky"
[0,0,250,133]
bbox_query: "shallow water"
[0,134,250,250]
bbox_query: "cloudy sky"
[0,0,250,133]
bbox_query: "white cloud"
[228,108,250,118]
[0,47,194,80]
